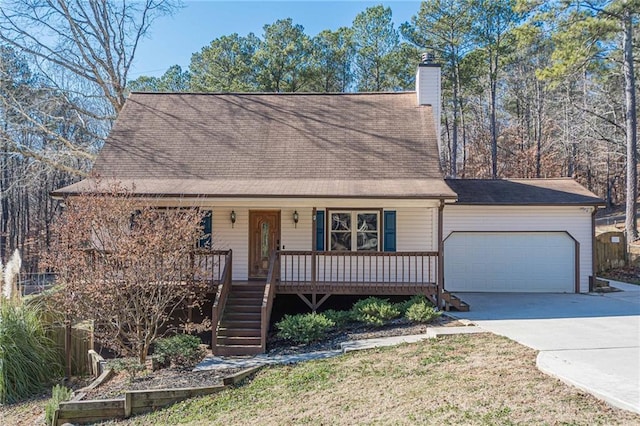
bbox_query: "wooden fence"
[595,231,627,273]
[53,366,261,425]
[47,323,94,377]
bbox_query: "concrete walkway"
[450,282,640,414]
[195,326,483,371]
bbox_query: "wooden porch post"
[437,200,444,309]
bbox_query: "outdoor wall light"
[293,210,299,228]
[230,210,236,228]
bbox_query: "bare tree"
[0,0,178,115]
[44,182,211,363]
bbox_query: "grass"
[0,300,62,403]
[96,334,639,425]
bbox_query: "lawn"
[99,334,639,425]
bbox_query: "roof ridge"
[128,91,417,96]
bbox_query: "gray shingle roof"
[444,178,604,205]
[56,92,454,199]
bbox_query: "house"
[53,59,604,355]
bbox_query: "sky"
[130,1,423,78]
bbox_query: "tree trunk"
[490,56,498,179]
[451,83,459,178]
[623,11,638,241]
[535,79,544,178]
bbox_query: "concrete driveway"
[450,281,640,414]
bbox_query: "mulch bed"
[81,315,463,400]
[81,366,243,401]
[267,315,461,355]
[599,267,640,285]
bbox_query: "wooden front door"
[249,210,281,279]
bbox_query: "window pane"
[357,232,378,251]
[261,222,269,258]
[357,213,378,231]
[331,213,351,231]
[331,232,351,251]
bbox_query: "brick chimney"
[416,53,441,149]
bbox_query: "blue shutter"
[199,210,212,248]
[383,211,396,252]
[316,210,325,251]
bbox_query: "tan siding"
[443,206,593,292]
[395,207,436,251]
[212,207,249,280]
[281,208,313,251]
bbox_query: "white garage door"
[444,232,575,293]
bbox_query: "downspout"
[590,207,597,292]
[437,200,445,309]
[311,208,317,286]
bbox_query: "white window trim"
[328,210,380,252]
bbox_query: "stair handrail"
[260,251,279,352]
[211,249,232,351]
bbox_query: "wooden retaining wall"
[54,399,125,425]
[53,366,261,425]
[125,385,226,417]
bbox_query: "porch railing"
[192,249,231,286]
[278,250,438,287]
[210,250,232,350]
[261,251,279,352]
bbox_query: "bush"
[0,300,62,403]
[395,295,433,315]
[276,313,335,344]
[405,301,441,324]
[45,384,72,425]
[153,334,205,369]
[111,358,146,383]
[322,309,355,328]
[352,297,401,326]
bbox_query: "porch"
[275,250,439,310]
[205,249,469,356]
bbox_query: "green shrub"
[111,358,146,382]
[405,301,441,324]
[395,295,433,315]
[153,334,205,369]
[322,309,355,328]
[276,313,335,344]
[0,300,62,403]
[351,297,400,326]
[44,384,72,425]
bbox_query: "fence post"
[124,392,132,418]
[65,318,72,379]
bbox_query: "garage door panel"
[444,232,575,293]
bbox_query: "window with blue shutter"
[315,210,325,251]
[383,211,396,252]
[199,210,212,248]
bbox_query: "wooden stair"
[441,291,470,312]
[214,282,266,356]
